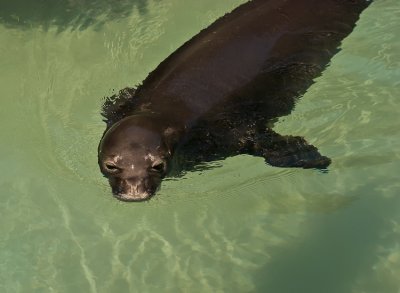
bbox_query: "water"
[0,0,399,292]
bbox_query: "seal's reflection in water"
[0,0,149,31]
[98,0,371,201]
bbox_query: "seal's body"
[99,0,371,201]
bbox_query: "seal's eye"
[151,162,165,173]
[104,162,121,174]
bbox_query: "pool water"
[1,0,399,292]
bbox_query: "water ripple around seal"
[1,0,400,292]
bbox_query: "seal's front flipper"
[101,87,137,128]
[253,130,331,170]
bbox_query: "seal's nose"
[112,178,152,202]
[114,193,150,202]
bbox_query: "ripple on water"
[157,155,299,207]
[2,0,399,291]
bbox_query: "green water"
[1,0,399,292]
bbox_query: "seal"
[98,0,371,202]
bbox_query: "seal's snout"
[110,177,157,202]
[114,192,151,202]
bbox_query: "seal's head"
[98,115,178,202]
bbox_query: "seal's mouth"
[113,192,153,202]
[110,179,158,202]
[106,174,161,202]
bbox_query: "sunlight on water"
[0,0,399,292]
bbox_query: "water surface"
[1,0,400,292]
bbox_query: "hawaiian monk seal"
[98,0,371,202]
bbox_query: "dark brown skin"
[98,0,371,202]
